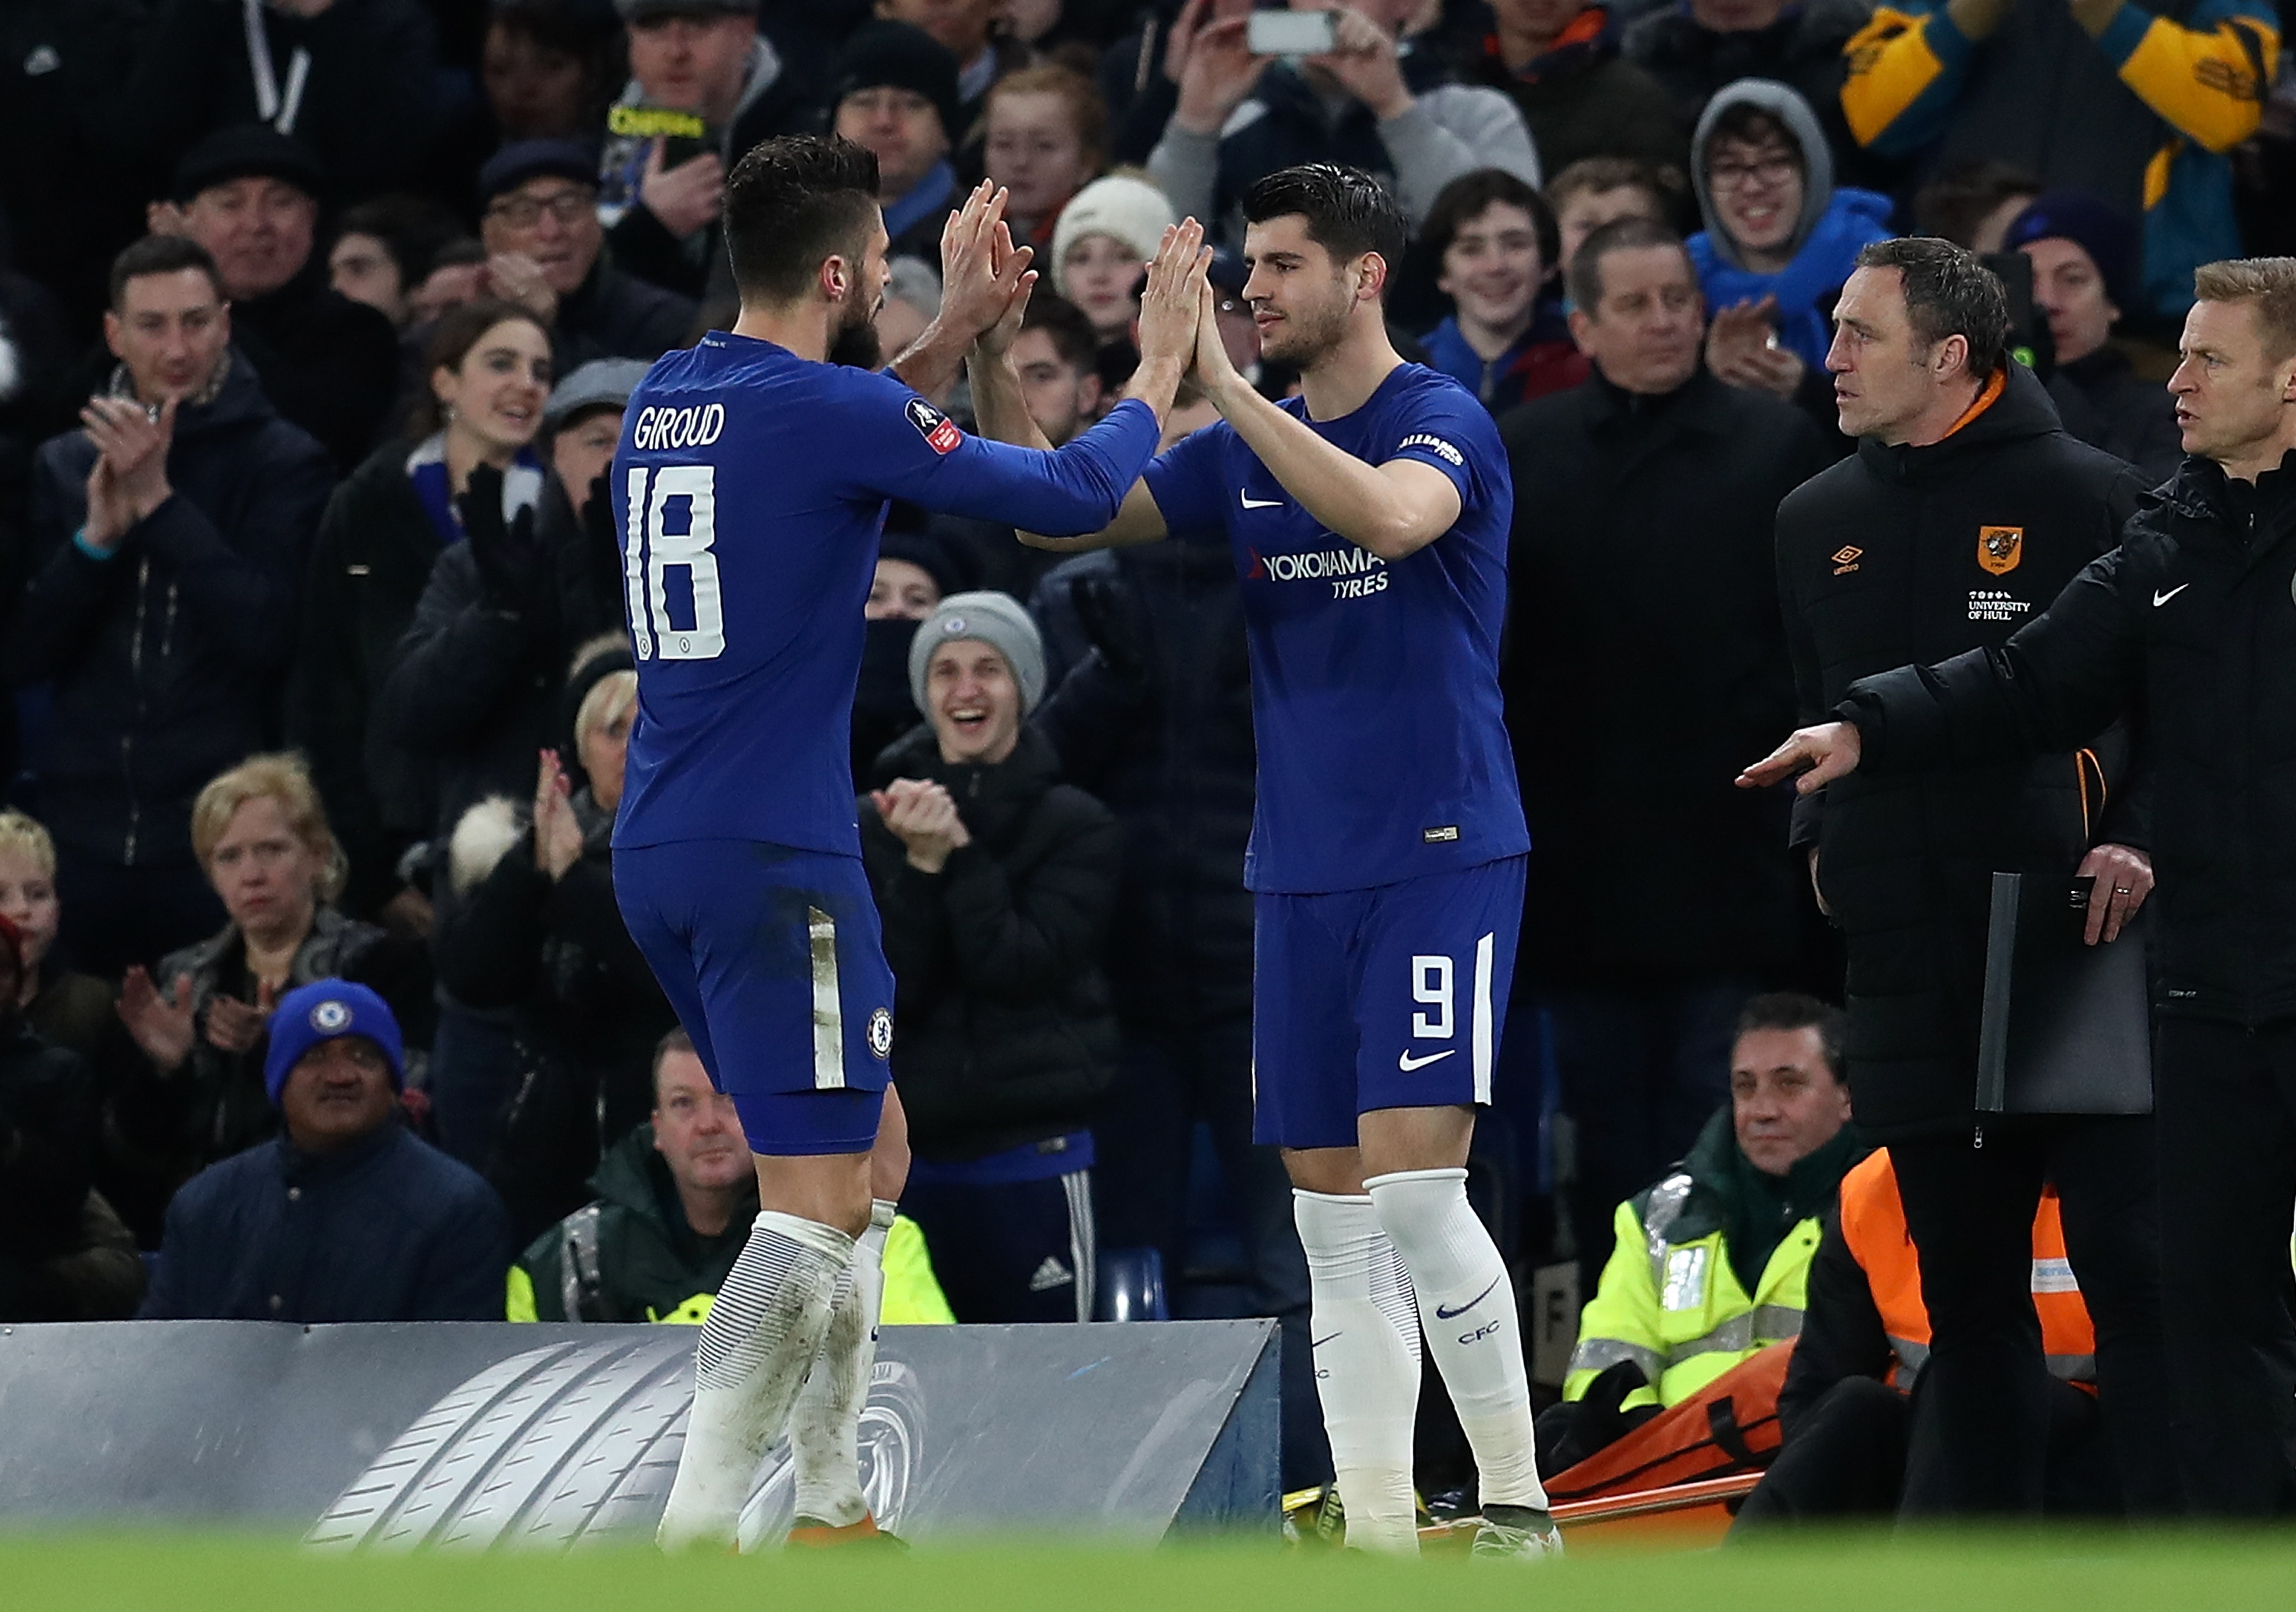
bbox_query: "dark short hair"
[407,297,552,436]
[1706,103,1803,169]
[1856,235,2011,378]
[1421,168,1560,280]
[1019,291,1099,376]
[1545,156,1670,218]
[1241,163,1407,290]
[1565,215,1689,311]
[723,135,882,304]
[1736,992,1848,1083]
[651,1023,698,1098]
[336,195,464,289]
[1911,158,2041,248]
[109,234,225,310]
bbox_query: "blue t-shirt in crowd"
[1141,362,1527,894]
[612,331,1161,856]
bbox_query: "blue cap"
[264,979,404,1106]
[478,139,600,208]
[2004,189,2141,321]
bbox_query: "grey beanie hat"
[908,591,1047,719]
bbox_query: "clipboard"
[1975,871,2154,1116]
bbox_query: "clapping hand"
[871,778,972,874]
[80,395,177,534]
[204,979,277,1056]
[118,968,196,1073]
[1707,298,1805,398]
[641,138,726,239]
[534,749,585,880]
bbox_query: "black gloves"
[457,465,548,624]
[1069,570,1150,686]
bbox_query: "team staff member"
[1745,256,2296,1515]
[1759,237,2173,1516]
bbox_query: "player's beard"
[1258,276,1353,370]
[827,295,883,370]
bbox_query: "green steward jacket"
[507,1124,954,1325]
[1566,1107,1857,1410]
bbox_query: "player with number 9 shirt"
[612,135,1210,1552]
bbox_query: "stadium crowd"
[1,0,2293,1523]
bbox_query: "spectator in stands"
[0,911,138,1321]
[507,1026,956,1323]
[1838,0,2275,319]
[1910,158,2040,253]
[983,66,1110,254]
[1418,169,1584,411]
[855,533,970,784]
[289,299,554,928]
[0,811,116,1068]
[1734,1149,2114,1525]
[932,293,1110,601]
[1546,156,1675,276]
[433,643,679,1238]
[1691,81,1891,414]
[1623,0,1874,187]
[1051,173,1176,348]
[107,755,428,1244]
[114,0,440,202]
[5,236,334,980]
[880,0,1028,138]
[1150,3,1543,240]
[139,979,511,1322]
[860,595,1120,1323]
[2007,192,2182,481]
[1473,0,1687,177]
[424,0,625,214]
[1536,994,1857,1473]
[149,129,401,474]
[1502,217,1835,1298]
[596,0,820,302]
[328,197,465,331]
[832,23,967,262]
[476,140,698,370]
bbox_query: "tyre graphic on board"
[305,1337,927,1551]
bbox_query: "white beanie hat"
[1050,175,1177,301]
[908,591,1049,718]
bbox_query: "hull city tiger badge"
[1978,525,2024,576]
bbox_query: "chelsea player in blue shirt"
[1000,165,1556,1558]
[615,135,1208,1552]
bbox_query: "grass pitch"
[7,1529,2296,1612]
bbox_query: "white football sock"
[1294,1189,1423,1555]
[1366,1167,1548,1512]
[657,1210,854,1551]
[790,1199,895,1528]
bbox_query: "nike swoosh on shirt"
[2153,583,2190,607]
[1397,1048,1456,1072]
[1310,1333,1340,1349]
[1240,493,1283,509]
[1435,1276,1502,1321]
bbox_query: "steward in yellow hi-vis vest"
[506,1124,954,1325]
[1567,1106,1861,1412]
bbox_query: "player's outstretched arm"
[1188,282,1460,562]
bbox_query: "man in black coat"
[155,128,403,475]
[139,978,510,1322]
[1753,236,2174,1516]
[4,236,334,977]
[1746,256,2296,1514]
[859,593,1120,1325]
[1499,217,1835,1294]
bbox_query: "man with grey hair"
[1744,255,2296,1514]
[856,591,1120,1324]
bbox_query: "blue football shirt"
[612,331,1161,854]
[1142,363,1527,893]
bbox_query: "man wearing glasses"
[476,140,698,369]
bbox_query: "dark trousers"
[53,846,223,979]
[1733,1373,2115,1532]
[1547,980,1752,1295]
[1091,1016,1327,1488]
[902,1167,1097,1324]
[2154,1015,2296,1516]
[1890,1115,2176,1516]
